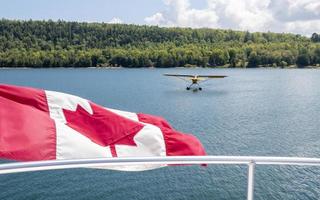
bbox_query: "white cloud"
[212,0,274,31]
[145,13,165,25]
[145,0,219,28]
[270,0,320,21]
[303,1,320,15]
[285,20,320,36]
[108,17,123,24]
[144,0,320,35]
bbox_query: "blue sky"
[0,0,164,23]
[0,0,206,23]
[1,0,320,35]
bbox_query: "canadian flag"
[0,84,206,171]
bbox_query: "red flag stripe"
[137,113,206,156]
[0,84,56,161]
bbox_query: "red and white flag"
[0,84,206,171]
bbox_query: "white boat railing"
[1,156,320,200]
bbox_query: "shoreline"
[1,65,320,69]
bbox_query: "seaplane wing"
[163,73,228,91]
[164,74,227,78]
[163,74,195,77]
[198,75,228,78]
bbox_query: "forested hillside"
[0,19,320,68]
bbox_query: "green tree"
[296,54,310,67]
[247,52,260,67]
[311,33,319,42]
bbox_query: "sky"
[1,0,320,35]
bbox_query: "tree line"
[0,19,320,68]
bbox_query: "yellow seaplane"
[164,74,227,91]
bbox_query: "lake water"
[1,68,320,200]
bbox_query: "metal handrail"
[1,156,320,200]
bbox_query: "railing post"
[247,161,255,200]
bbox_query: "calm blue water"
[1,68,320,199]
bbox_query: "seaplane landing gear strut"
[186,83,202,91]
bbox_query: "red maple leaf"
[62,102,144,157]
